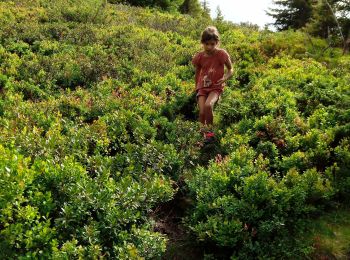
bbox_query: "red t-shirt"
[191,48,231,91]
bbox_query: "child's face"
[203,39,218,53]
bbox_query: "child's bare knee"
[204,102,213,111]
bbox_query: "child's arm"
[192,53,201,90]
[215,52,234,86]
[194,66,201,90]
[224,58,234,81]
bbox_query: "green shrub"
[0,143,175,258]
[0,1,348,259]
[185,145,334,259]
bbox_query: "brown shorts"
[196,87,223,102]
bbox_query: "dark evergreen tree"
[214,5,224,23]
[307,0,349,47]
[109,0,184,12]
[179,0,204,17]
[334,0,350,42]
[201,0,211,15]
[200,0,211,19]
[307,0,338,38]
[266,0,314,30]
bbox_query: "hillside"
[0,0,349,259]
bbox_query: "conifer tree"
[306,0,350,50]
[179,0,203,17]
[331,0,349,41]
[215,5,224,23]
[109,0,184,12]
[307,0,338,38]
[201,0,210,15]
[266,0,314,30]
[200,0,211,19]
[337,0,350,46]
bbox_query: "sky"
[205,0,276,30]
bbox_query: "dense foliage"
[268,0,350,49]
[0,0,349,259]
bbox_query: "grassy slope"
[308,204,350,259]
[0,0,349,258]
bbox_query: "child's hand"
[214,76,226,86]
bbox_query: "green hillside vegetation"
[307,204,350,259]
[0,0,349,259]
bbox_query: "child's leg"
[197,95,207,125]
[204,91,220,126]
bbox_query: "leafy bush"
[0,0,349,259]
[0,143,175,258]
[185,145,335,258]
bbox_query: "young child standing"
[192,26,233,143]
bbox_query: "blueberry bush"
[0,0,349,259]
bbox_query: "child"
[192,26,233,143]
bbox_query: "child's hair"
[201,26,220,43]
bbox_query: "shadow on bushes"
[160,91,197,121]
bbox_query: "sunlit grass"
[308,204,350,259]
